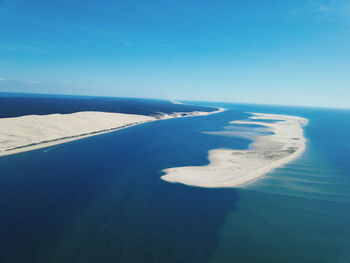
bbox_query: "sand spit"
[161,113,308,188]
[155,107,225,119]
[0,108,224,157]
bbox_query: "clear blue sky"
[0,0,349,108]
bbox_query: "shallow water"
[209,105,350,263]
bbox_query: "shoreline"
[0,108,224,158]
[161,113,308,188]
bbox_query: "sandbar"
[161,113,308,188]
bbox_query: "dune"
[161,113,308,188]
[0,108,224,157]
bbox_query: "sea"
[0,93,349,263]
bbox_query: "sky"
[0,0,349,108]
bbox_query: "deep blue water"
[0,95,350,262]
[0,92,216,118]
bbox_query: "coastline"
[161,113,308,188]
[0,108,224,157]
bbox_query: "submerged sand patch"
[161,113,308,188]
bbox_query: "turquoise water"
[0,102,350,262]
[209,104,350,263]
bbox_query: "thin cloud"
[80,26,175,48]
[0,79,96,95]
[289,0,350,19]
[0,43,46,53]
[317,4,332,13]
[81,27,133,46]
[59,0,157,18]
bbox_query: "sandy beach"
[161,113,308,188]
[0,108,224,157]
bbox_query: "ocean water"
[0,92,216,118]
[0,98,350,262]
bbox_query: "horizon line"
[0,90,349,111]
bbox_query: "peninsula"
[0,108,224,157]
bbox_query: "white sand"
[155,107,225,119]
[0,108,224,157]
[161,113,308,188]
